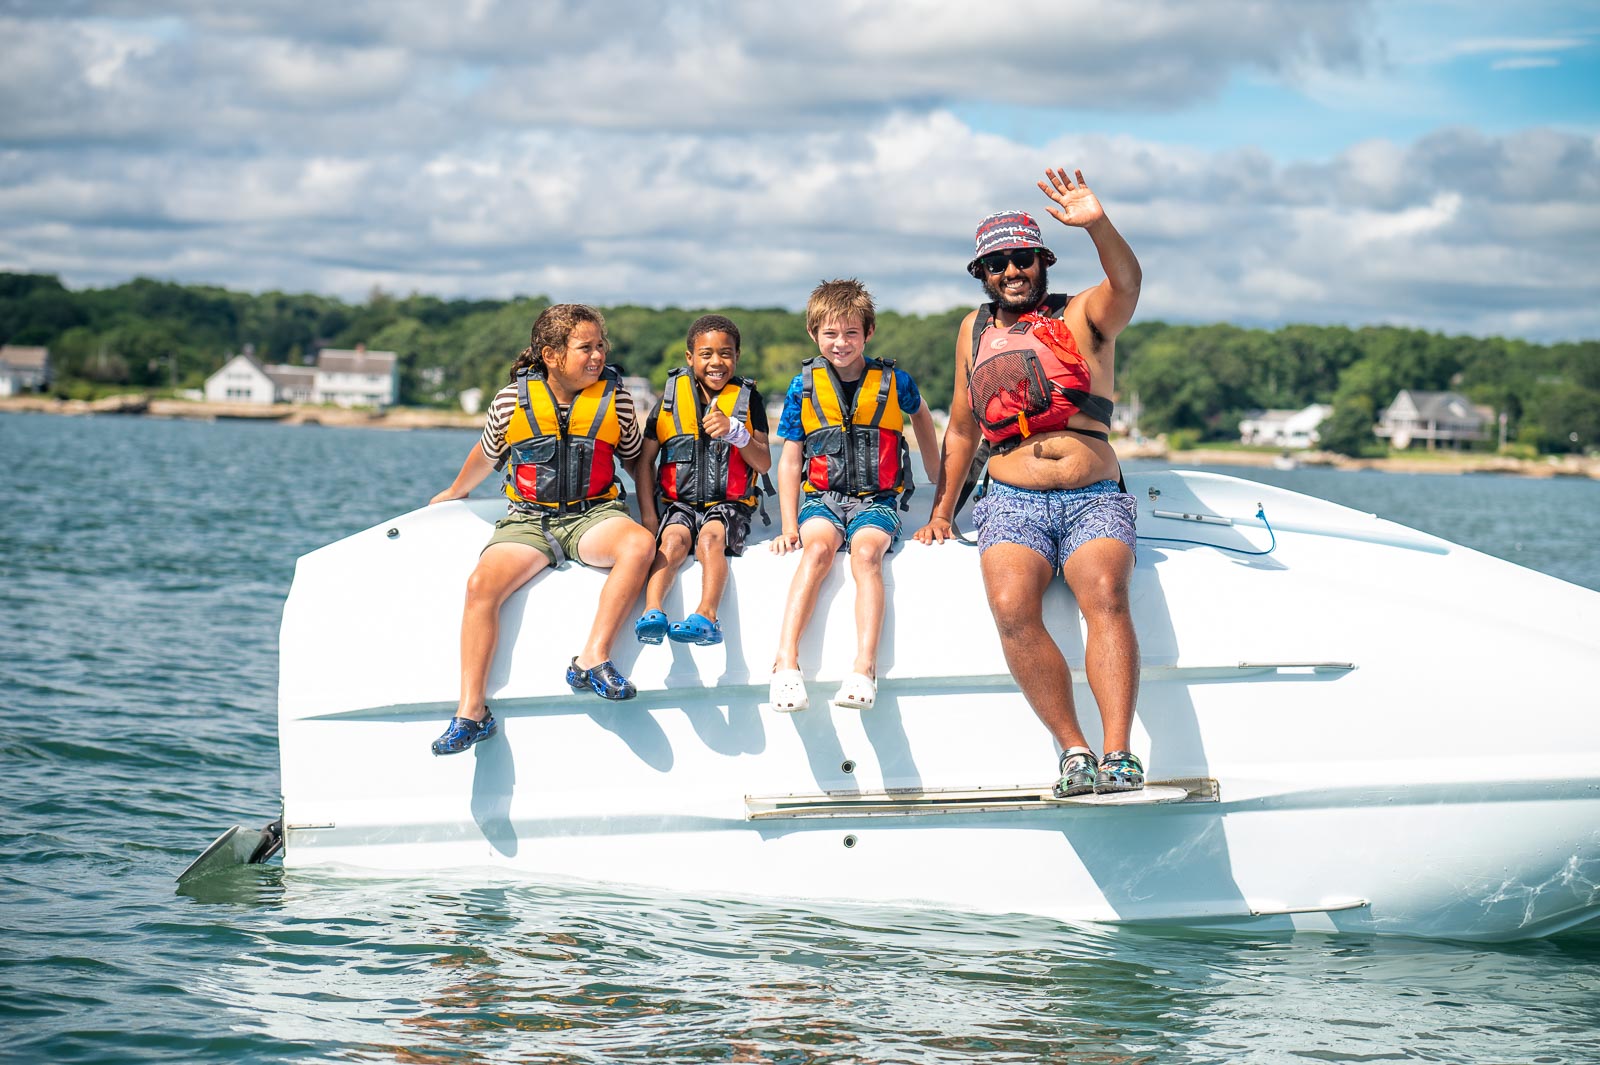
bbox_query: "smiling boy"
[634,314,772,647]
[768,279,940,713]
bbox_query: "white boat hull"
[277,471,1600,940]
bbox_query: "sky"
[1,1,1596,340]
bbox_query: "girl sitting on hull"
[427,304,656,755]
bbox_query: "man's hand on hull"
[912,515,959,545]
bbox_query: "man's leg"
[458,542,549,720]
[644,523,693,612]
[574,516,657,668]
[693,520,729,621]
[773,517,844,671]
[980,543,1090,749]
[845,527,892,677]
[1060,537,1138,753]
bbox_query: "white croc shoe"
[831,671,877,711]
[769,669,809,713]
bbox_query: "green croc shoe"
[1095,750,1145,794]
[1053,746,1098,798]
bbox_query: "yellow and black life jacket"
[502,366,622,512]
[799,356,911,504]
[654,368,761,509]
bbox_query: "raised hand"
[703,407,732,439]
[1037,167,1104,229]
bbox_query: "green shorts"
[486,499,633,567]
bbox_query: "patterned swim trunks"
[972,480,1136,569]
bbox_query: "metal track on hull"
[746,778,1220,820]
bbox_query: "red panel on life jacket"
[969,310,1095,446]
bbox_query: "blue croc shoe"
[634,609,668,644]
[566,657,637,701]
[431,712,498,756]
[668,613,723,646]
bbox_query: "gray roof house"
[1375,390,1489,450]
[314,346,398,408]
[0,345,51,396]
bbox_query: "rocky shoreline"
[0,393,483,430]
[5,393,1596,479]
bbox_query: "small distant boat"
[244,471,1600,941]
[1272,451,1299,471]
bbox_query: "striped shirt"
[478,377,644,464]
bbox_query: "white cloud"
[1491,57,1561,71]
[0,3,1595,341]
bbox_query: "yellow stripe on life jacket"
[503,369,622,509]
[798,357,908,497]
[654,368,759,507]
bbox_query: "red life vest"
[967,295,1113,451]
[653,368,761,509]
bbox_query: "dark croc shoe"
[1095,751,1145,794]
[566,657,637,701]
[431,712,498,756]
[1052,747,1098,798]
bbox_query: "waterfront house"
[266,365,317,404]
[313,346,398,408]
[1238,404,1333,450]
[203,344,399,407]
[203,351,277,404]
[1375,390,1489,450]
[0,345,51,396]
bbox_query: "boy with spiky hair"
[635,314,773,647]
[768,279,940,713]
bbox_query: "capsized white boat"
[273,470,1600,941]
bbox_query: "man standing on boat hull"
[914,168,1144,798]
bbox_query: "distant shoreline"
[4,393,1597,480]
[1115,440,1600,480]
[0,392,483,431]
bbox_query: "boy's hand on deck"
[770,528,803,554]
[430,487,467,505]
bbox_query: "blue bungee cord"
[1136,505,1278,556]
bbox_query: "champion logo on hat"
[968,210,1057,276]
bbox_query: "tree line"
[3,271,1595,455]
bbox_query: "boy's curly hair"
[508,304,608,382]
[805,278,875,337]
[687,314,741,353]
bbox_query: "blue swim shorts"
[799,490,902,548]
[972,480,1136,569]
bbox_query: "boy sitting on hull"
[427,303,656,755]
[634,314,773,647]
[769,279,941,713]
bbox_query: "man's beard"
[981,262,1049,312]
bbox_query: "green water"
[3,411,1597,1064]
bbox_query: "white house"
[203,352,277,404]
[313,346,398,408]
[0,345,51,396]
[1375,390,1489,450]
[266,365,317,404]
[1238,403,1333,449]
[203,344,399,407]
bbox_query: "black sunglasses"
[977,248,1038,274]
